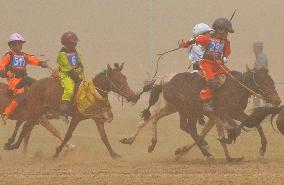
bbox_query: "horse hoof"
[111,152,121,159]
[119,138,134,145]
[259,148,265,156]
[227,156,244,162]
[207,155,215,161]
[175,148,183,156]
[7,138,15,145]
[3,143,10,150]
[148,145,155,153]
[66,144,76,151]
[53,153,59,159]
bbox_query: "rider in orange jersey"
[0,33,48,122]
[179,18,234,112]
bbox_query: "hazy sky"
[0,0,283,96]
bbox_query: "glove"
[178,39,189,48]
[223,57,228,64]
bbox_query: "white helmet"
[192,23,213,37]
[8,33,25,43]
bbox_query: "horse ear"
[119,63,124,71]
[114,63,119,69]
[246,64,250,72]
[107,64,113,72]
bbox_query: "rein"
[252,71,265,95]
[97,70,132,104]
[218,63,265,99]
[153,47,181,79]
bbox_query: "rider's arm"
[0,53,11,71]
[195,35,210,48]
[25,54,48,68]
[223,40,231,58]
[25,54,40,66]
[0,53,11,78]
[179,38,196,48]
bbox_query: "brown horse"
[121,67,281,161]
[0,82,74,153]
[4,63,137,159]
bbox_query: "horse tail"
[134,80,156,104]
[141,85,162,121]
[241,106,282,128]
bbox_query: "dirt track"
[0,0,284,184]
[1,109,284,185]
[1,157,284,185]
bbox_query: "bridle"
[96,70,133,100]
[251,70,266,96]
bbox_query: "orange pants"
[199,59,230,101]
[3,77,25,117]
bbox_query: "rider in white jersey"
[187,23,213,73]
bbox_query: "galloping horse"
[121,66,281,161]
[0,82,73,153]
[4,63,137,158]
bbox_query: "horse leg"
[230,111,267,156]
[148,120,158,153]
[5,120,23,146]
[120,95,175,145]
[22,128,32,154]
[179,111,212,159]
[215,116,231,160]
[39,117,75,149]
[119,120,150,145]
[54,117,80,158]
[95,121,121,159]
[4,121,35,150]
[175,119,215,159]
[214,115,243,162]
[147,105,174,153]
[256,125,267,156]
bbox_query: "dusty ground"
[0,0,284,184]
[0,102,284,185]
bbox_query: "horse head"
[94,63,137,103]
[245,66,281,106]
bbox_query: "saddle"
[76,79,111,117]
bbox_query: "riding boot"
[2,99,19,125]
[203,100,214,112]
[60,100,70,124]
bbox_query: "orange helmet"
[61,31,79,45]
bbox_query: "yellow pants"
[59,72,75,102]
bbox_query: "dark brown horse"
[235,106,284,135]
[0,82,73,153]
[121,67,280,161]
[4,63,137,159]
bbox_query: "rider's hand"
[216,60,224,65]
[6,71,14,78]
[178,39,189,48]
[223,57,228,64]
[39,61,49,68]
